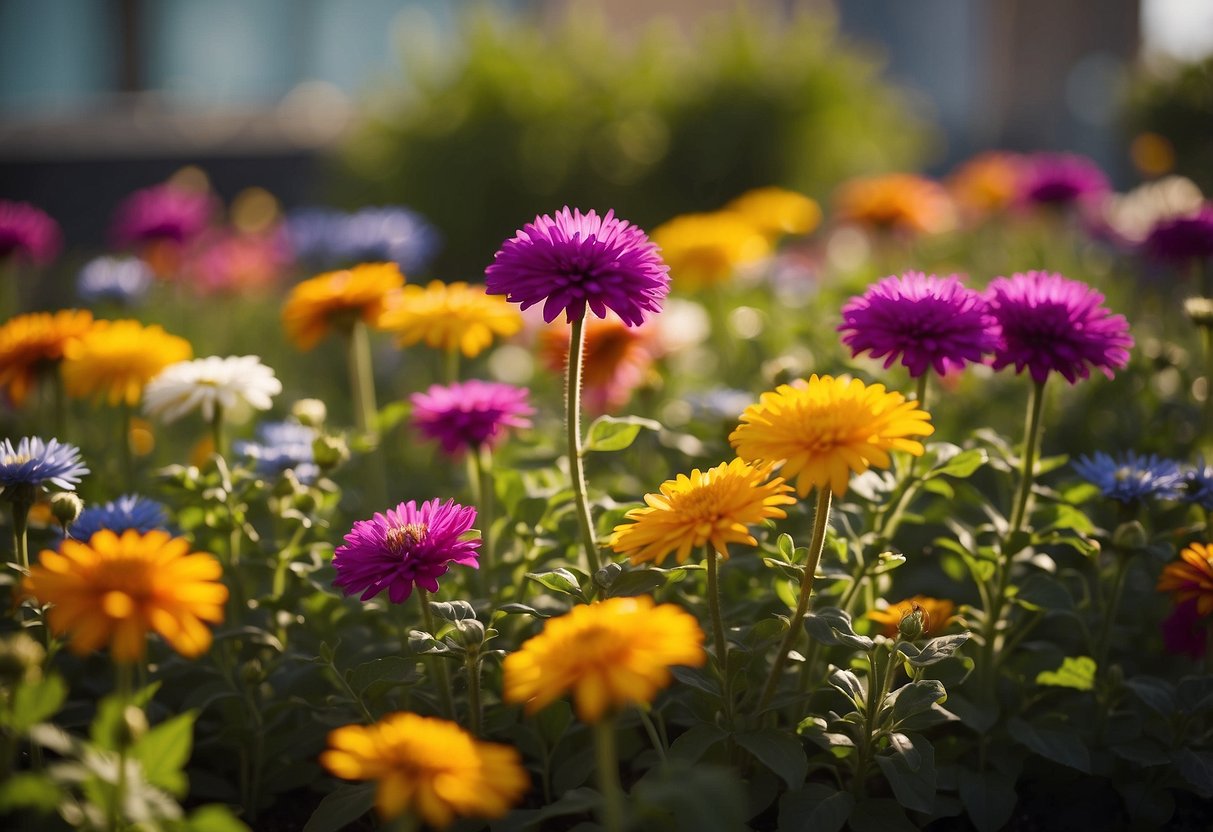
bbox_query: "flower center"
[386,522,428,553]
[1,453,31,466]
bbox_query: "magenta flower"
[332,499,480,604]
[411,380,534,457]
[0,201,62,266]
[1143,204,1213,265]
[1020,153,1110,208]
[1161,598,1207,660]
[485,207,670,326]
[111,183,215,247]
[985,271,1132,385]
[838,272,999,378]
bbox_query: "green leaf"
[1036,656,1096,691]
[182,804,253,832]
[494,788,600,832]
[875,733,936,813]
[428,600,477,622]
[1033,503,1096,535]
[735,729,808,790]
[525,568,584,599]
[584,415,661,452]
[847,798,917,832]
[1118,781,1175,828]
[496,603,552,619]
[803,607,874,651]
[374,400,411,433]
[777,784,854,832]
[603,567,668,598]
[90,683,161,751]
[1124,677,1175,716]
[957,767,1017,832]
[1013,573,1074,612]
[925,448,988,480]
[632,762,747,832]
[302,782,375,832]
[1007,717,1090,773]
[828,668,866,707]
[0,772,60,814]
[1172,749,1213,798]
[132,711,197,797]
[888,680,948,726]
[776,533,796,561]
[7,674,66,731]
[897,633,970,667]
[349,657,416,692]
[669,725,728,763]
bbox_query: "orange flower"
[834,173,956,235]
[947,152,1026,221]
[282,262,404,350]
[0,310,94,406]
[1158,542,1213,616]
[540,316,658,412]
[867,596,956,638]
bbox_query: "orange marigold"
[282,262,404,350]
[0,309,94,406]
[834,173,957,236]
[1158,542,1213,616]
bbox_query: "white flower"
[143,355,282,424]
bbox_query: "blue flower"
[67,494,169,541]
[1181,459,1213,510]
[235,421,319,482]
[76,255,153,306]
[286,206,441,274]
[1072,451,1184,504]
[0,437,89,497]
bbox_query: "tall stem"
[1008,378,1047,536]
[10,497,31,572]
[346,320,379,440]
[211,403,226,461]
[444,347,459,385]
[119,402,134,492]
[758,488,833,711]
[468,446,496,592]
[466,654,482,736]
[593,718,625,832]
[110,662,134,832]
[914,372,929,411]
[705,546,732,724]
[566,316,600,580]
[417,589,455,720]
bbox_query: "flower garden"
[2,119,1213,832]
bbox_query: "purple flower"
[0,201,62,266]
[1020,153,1110,208]
[111,183,215,247]
[1181,458,1213,511]
[0,437,89,495]
[66,494,169,541]
[332,499,480,604]
[838,272,1000,378]
[1071,451,1184,504]
[1143,204,1213,264]
[410,380,534,457]
[235,420,319,482]
[985,271,1133,385]
[485,207,670,326]
[1161,598,1207,660]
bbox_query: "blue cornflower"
[235,421,319,482]
[76,255,153,306]
[1180,459,1213,510]
[286,206,441,274]
[1071,451,1184,504]
[67,494,170,541]
[0,437,89,498]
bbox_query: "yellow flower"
[23,529,228,663]
[730,375,933,497]
[650,211,771,290]
[380,280,522,357]
[60,319,192,406]
[282,262,404,350]
[609,459,795,565]
[321,713,529,828]
[725,187,821,240]
[503,595,705,722]
[834,174,957,235]
[0,310,94,407]
[867,595,956,638]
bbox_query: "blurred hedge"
[334,4,933,277]
[1128,56,1213,193]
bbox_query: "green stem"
[593,718,625,832]
[914,372,929,411]
[210,403,226,460]
[758,488,833,711]
[1202,324,1213,449]
[566,316,600,582]
[444,347,459,385]
[637,706,668,764]
[110,662,134,832]
[417,589,456,720]
[466,654,482,736]
[1008,378,1047,536]
[119,402,134,492]
[346,320,379,440]
[10,496,31,573]
[705,546,733,725]
[469,446,496,593]
[852,641,899,796]
[1094,553,1132,676]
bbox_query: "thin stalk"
[1008,378,1047,536]
[10,497,31,572]
[468,445,496,592]
[565,316,600,580]
[705,546,733,726]
[1094,554,1132,676]
[914,372,929,411]
[1203,324,1213,448]
[637,707,668,764]
[417,589,456,720]
[759,488,833,711]
[110,662,134,832]
[119,402,134,491]
[852,642,899,796]
[210,403,226,460]
[466,654,482,736]
[345,320,379,440]
[444,347,459,385]
[593,718,625,832]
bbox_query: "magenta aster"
[1019,153,1110,208]
[838,271,999,378]
[332,499,480,604]
[410,380,534,457]
[1143,204,1213,264]
[0,200,62,266]
[485,207,669,326]
[985,271,1133,385]
[111,183,215,247]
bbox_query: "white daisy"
[143,355,282,424]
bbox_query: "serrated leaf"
[584,415,661,452]
[736,729,808,790]
[1036,656,1096,691]
[132,710,197,797]
[302,783,375,832]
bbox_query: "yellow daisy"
[321,713,529,828]
[0,309,94,407]
[503,595,705,723]
[282,262,404,350]
[24,529,228,663]
[609,459,795,565]
[60,319,192,406]
[650,211,771,290]
[867,595,956,638]
[725,187,822,240]
[380,280,522,358]
[730,374,934,497]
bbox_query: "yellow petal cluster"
[867,595,956,638]
[60,319,192,406]
[725,186,821,240]
[650,211,771,290]
[503,595,705,723]
[321,712,529,828]
[0,309,94,406]
[609,458,795,565]
[380,280,521,357]
[282,262,404,350]
[24,529,227,663]
[730,374,933,497]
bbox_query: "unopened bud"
[1184,296,1213,328]
[1112,520,1148,551]
[0,633,45,688]
[116,705,148,747]
[292,399,327,428]
[312,435,350,471]
[898,606,927,641]
[50,493,84,529]
[454,618,487,648]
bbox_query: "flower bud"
[116,705,148,748]
[1112,520,1148,551]
[898,605,928,641]
[312,435,350,471]
[454,618,487,648]
[292,398,327,428]
[50,492,84,529]
[0,633,45,688]
[1185,296,1213,329]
